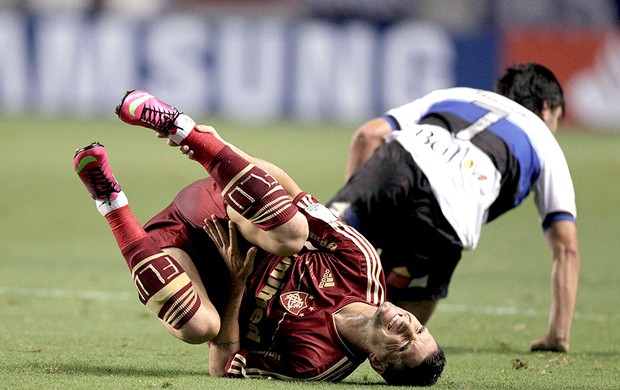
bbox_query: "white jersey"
[384,87,577,249]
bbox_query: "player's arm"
[344,90,445,180]
[203,218,256,377]
[345,117,393,180]
[531,219,580,352]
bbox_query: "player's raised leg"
[115,92,308,256]
[73,142,220,344]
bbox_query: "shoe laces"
[140,105,180,134]
[84,164,120,199]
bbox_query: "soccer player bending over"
[328,63,580,353]
[73,91,445,386]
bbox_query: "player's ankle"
[96,191,128,216]
[169,114,196,144]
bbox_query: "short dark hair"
[381,346,446,387]
[493,63,565,117]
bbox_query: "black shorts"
[327,141,463,301]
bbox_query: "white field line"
[436,303,619,323]
[0,286,133,301]
[1,286,617,322]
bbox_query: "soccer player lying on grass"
[72,91,445,385]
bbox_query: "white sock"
[169,114,196,145]
[96,191,129,216]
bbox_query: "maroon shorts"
[143,178,232,310]
[144,178,226,257]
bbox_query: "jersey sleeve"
[225,349,286,379]
[532,141,577,229]
[293,192,385,306]
[224,347,359,381]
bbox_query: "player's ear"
[369,352,387,374]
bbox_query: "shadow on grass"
[445,345,620,357]
[8,360,397,387]
[9,361,394,388]
[19,361,207,378]
[338,381,386,387]
[443,345,523,355]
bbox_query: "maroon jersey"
[144,179,385,381]
[226,193,385,381]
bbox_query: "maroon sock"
[222,164,298,229]
[105,206,200,329]
[104,206,149,257]
[179,129,226,169]
[209,147,298,230]
[181,131,298,230]
[122,238,201,329]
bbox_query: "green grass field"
[0,115,618,389]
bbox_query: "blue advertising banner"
[0,11,497,124]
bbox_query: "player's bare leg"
[73,142,220,343]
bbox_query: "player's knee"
[268,212,308,256]
[175,310,221,344]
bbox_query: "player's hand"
[530,335,569,352]
[170,124,225,160]
[203,215,256,291]
[195,124,224,141]
[178,144,196,160]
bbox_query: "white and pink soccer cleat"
[73,142,121,202]
[115,90,195,144]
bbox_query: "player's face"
[368,301,438,371]
[542,105,564,134]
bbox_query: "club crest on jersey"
[280,291,314,316]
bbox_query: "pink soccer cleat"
[115,90,195,143]
[73,142,121,201]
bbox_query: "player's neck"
[334,302,377,355]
